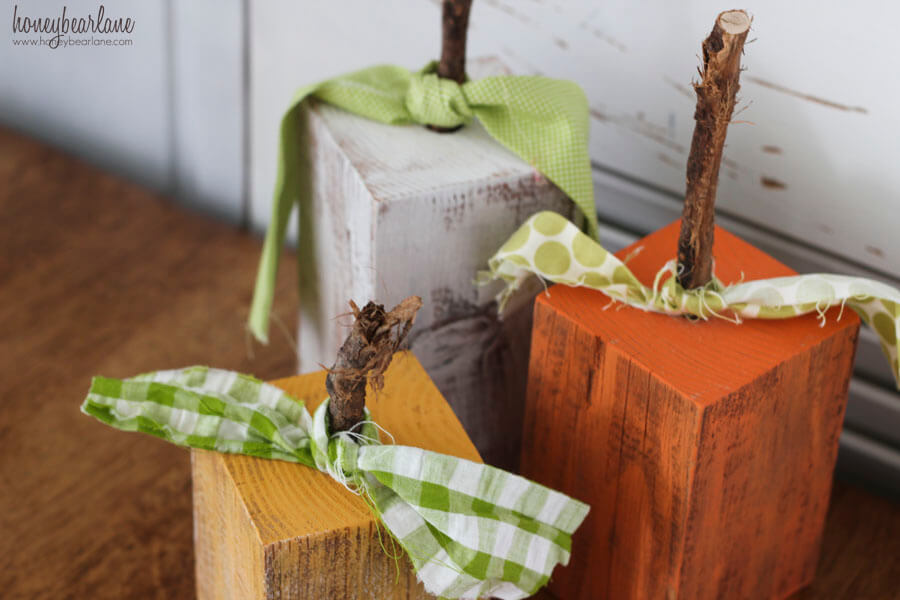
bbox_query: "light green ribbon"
[482,211,900,388]
[81,366,589,600]
[249,62,597,343]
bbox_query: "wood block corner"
[522,221,860,600]
[192,353,480,599]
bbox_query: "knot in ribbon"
[82,366,589,599]
[482,211,900,387]
[404,67,473,128]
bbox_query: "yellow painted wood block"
[191,352,482,599]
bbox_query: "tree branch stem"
[429,0,473,133]
[677,10,751,289]
[326,297,423,432]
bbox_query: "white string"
[621,245,644,265]
[354,419,397,446]
[836,297,848,322]
[814,298,831,328]
[341,420,396,447]
[649,260,678,311]
[700,290,742,324]
[322,418,398,495]
[320,435,363,495]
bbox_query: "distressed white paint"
[479,0,897,277]
[250,0,897,277]
[296,58,578,468]
[248,0,441,243]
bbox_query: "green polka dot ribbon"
[481,211,900,388]
[249,62,597,343]
[81,366,589,600]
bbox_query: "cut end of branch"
[677,9,750,289]
[717,10,751,35]
[326,296,423,432]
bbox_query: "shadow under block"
[522,221,861,600]
[296,57,580,470]
[192,354,481,599]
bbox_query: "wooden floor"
[0,129,299,599]
[1,128,898,599]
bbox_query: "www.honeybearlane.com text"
[12,36,133,48]
[11,4,135,49]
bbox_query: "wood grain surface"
[523,222,868,600]
[0,128,899,599]
[193,354,481,599]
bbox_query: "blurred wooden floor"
[0,128,898,599]
[0,129,299,599]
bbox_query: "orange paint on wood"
[522,221,860,600]
[192,353,481,599]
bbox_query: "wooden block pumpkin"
[521,221,859,599]
[192,354,481,599]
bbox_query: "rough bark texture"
[437,0,473,84]
[677,9,750,289]
[326,296,422,432]
[429,0,473,133]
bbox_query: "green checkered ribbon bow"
[81,366,589,599]
[249,62,598,343]
[483,211,900,388]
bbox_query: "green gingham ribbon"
[81,366,589,599]
[249,62,597,343]
[482,211,900,388]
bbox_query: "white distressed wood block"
[295,57,582,469]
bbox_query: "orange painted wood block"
[522,221,860,600]
[192,353,481,599]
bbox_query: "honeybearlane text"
[12,4,135,49]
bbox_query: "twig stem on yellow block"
[677,9,751,289]
[326,296,423,432]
